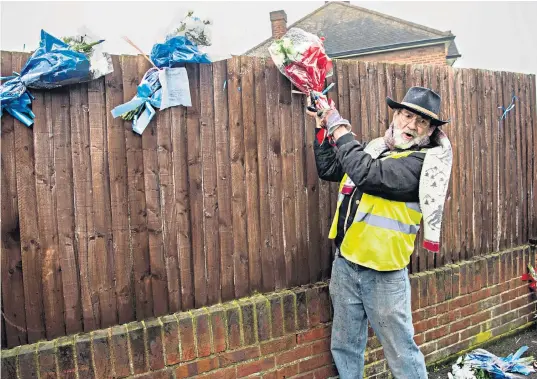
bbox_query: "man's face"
[392,108,435,149]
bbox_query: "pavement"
[428,322,537,379]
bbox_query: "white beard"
[393,127,430,149]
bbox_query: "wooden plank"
[519,75,532,243]
[505,72,517,247]
[11,52,46,343]
[170,102,194,310]
[70,82,99,332]
[185,63,207,307]
[212,60,235,300]
[367,62,380,139]
[200,62,221,304]
[470,69,485,255]
[529,74,537,240]
[524,74,535,241]
[461,69,474,258]
[265,60,285,288]
[276,78,297,286]
[481,70,494,254]
[291,73,309,286]
[394,64,406,106]
[87,76,116,328]
[304,90,321,284]
[35,91,64,340]
[348,62,362,140]
[1,51,28,347]
[447,67,461,263]
[489,70,499,252]
[359,62,370,142]
[504,72,515,248]
[479,70,489,254]
[254,58,274,292]
[337,60,350,126]
[520,75,533,241]
[437,65,450,266]
[104,55,134,324]
[240,57,262,292]
[513,73,528,246]
[279,64,298,287]
[142,78,169,317]
[378,63,388,132]
[385,63,396,117]
[454,69,468,260]
[52,86,82,335]
[227,57,250,296]
[492,71,501,252]
[497,72,507,250]
[157,105,178,312]
[121,56,153,320]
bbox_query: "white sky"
[1,1,536,75]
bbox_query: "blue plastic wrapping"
[111,68,162,135]
[114,29,211,134]
[465,346,535,378]
[1,29,111,127]
[150,35,210,68]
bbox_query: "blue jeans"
[329,254,427,379]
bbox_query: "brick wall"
[348,43,447,66]
[2,246,536,379]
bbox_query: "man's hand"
[306,96,324,129]
[305,97,351,132]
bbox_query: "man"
[307,87,452,379]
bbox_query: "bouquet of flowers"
[166,10,213,47]
[112,10,211,135]
[111,68,162,135]
[0,29,112,127]
[151,10,212,67]
[269,27,333,111]
[61,26,112,80]
[448,347,535,379]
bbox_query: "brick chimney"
[270,10,287,39]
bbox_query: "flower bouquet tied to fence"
[0,28,112,127]
[112,10,212,135]
[269,28,337,142]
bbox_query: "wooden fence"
[1,51,536,348]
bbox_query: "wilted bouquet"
[448,347,535,379]
[112,10,212,135]
[62,35,104,57]
[0,29,112,127]
[168,10,213,47]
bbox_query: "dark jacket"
[314,131,432,247]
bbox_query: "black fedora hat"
[386,86,449,126]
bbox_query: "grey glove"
[321,109,351,136]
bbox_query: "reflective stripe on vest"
[354,211,420,234]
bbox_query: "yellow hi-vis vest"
[328,150,423,271]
